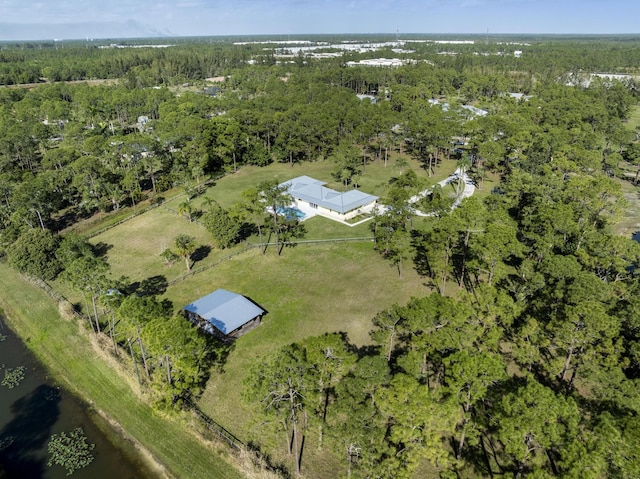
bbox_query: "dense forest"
[1,36,640,478]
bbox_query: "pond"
[0,316,154,479]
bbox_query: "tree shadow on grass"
[190,209,204,221]
[191,245,212,264]
[0,384,61,478]
[206,337,235,375]
[92,242,113,258]
[130,275,168,297]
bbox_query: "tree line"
[3,36,640,87]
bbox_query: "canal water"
[0,316,153,479]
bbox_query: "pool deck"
[292,202,375,227]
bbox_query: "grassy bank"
[0,261,242,479]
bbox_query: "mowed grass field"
[624,103,640,131]
[89,156,459,285]
[80,157,457,477]
[187,242,428,477]
[89,206,215,281]
[179,155,460,211]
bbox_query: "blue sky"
[0,0,638,39]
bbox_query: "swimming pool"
[276,206,306,220]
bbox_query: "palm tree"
[258,179,292,255]
[425,144,438,177]
[178,200,193,223]
[174,234,197,271]
[201,196,216,211]
[394,157,409,175]
[241,187,269,254]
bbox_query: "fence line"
[83,171,227,239]
[82,192,196,239]
[85,202,160,239]
[167,244,256,285]
[26,276,246,442]
[24,275,257,468]
[29,276,98,327]
[183,397,244,450]
[166,237,375,285]
[22,267,298,476]
[273,236,374,246]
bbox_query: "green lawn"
[62,187,186,238]
[0,262,242,479]
[85,157,459,293]
[184,155,459,211]
[57,157,460,477]
[87,205,215,281]
[624,103,640,131]
[185,242,428,477]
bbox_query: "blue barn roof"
[183,289,264,334]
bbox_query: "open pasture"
[89,156,458,289]
[82,157,455,476]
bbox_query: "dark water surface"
[0,316,153,478]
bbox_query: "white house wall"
[293,199,377,222]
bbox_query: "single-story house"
[280,175,378,222]
[183,289,265,340]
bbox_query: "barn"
[183,289,265,340]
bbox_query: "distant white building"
[137,115,150,132]
[590,73,636,81]
[508,92,533,101]
[346,58,406,67]
[356,94,377,103]
[433,40,475,45]
[435,102,488,118]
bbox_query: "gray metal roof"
[183,289,264,334]
[282,176,378,214]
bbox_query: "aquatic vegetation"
[47,427,95,476]
[1,366,25,388]
[0,436,14,451]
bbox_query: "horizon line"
[2,32,640,43]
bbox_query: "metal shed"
[183,289,265,340]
